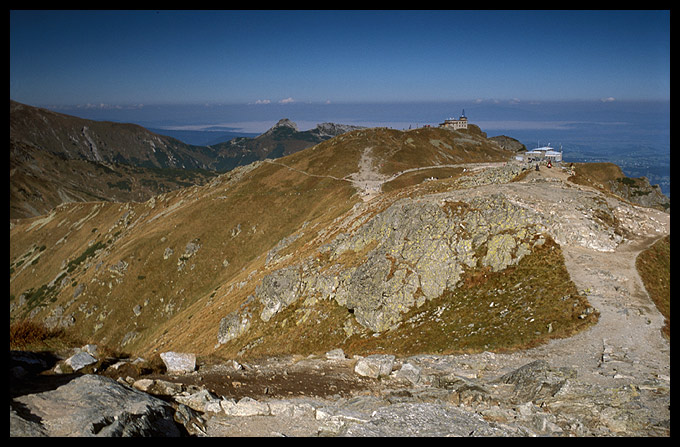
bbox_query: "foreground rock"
[11,374,181,437]
[10,347,670,437]
[160,351,197,374]
[354,354,395,378]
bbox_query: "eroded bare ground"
[145,356,383,402]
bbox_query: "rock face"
[11,374,181,437]
[488,135,526,153]
[251,189,547,333]
[608,176,670,212]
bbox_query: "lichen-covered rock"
[217,310,252,345]
[256,265,302,322]
[237,192,550,336]
[319,193,547,332]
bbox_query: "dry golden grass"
[9,319,80,351]
[11,126,602,360]
[636,235,670,340]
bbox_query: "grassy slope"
[636,235,670,340]
[11,126,603,360]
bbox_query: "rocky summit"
[10,121,670,436]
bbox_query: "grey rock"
[173,403,207,436]
[393,362,422,385]
[10,406,49,437]
[175,389,222,413]
[64,351,97,372]
[217,310,251,345]
[81,344,98,357]
[269,399,318,418]
[221,397,270,416]
[497,360,577,403]
[325,348,346,360]
[12,374,180,437]
[354,354,395,378]
[338,402,517,437]
[262,192,546,334]
[160,351,196,374]
[133,378,184,397]
[256,265,302,322]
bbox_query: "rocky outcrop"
[11,374,181,437]
[488,135,526,153]
[247,190,547,333]
[608,176,670,212]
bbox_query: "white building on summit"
[439,110,468,130]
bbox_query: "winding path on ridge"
[265,146,506,202]
[438,166,671,390]
[274,147,671,388]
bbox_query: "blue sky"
[10,10,670,108]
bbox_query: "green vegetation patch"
[67,240,107,272]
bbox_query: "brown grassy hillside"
[10,125,604,361]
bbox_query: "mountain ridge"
[10,118,669,363]
[9,102,670,439]
[9,100,364,219]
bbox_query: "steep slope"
[10,139,217,219]
[9,101,364,219]
[10,100,216,169]
[10,100,219,219]
[9,125,669,364]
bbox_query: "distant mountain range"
[10,100,362,219]
[206,119,364,171]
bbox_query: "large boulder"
[160,351,196,374]
[11,374,181,437]
[256,265,302,322]
[354,354,396,379]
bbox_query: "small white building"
[440,110,468,130]
[521,146,563,163]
